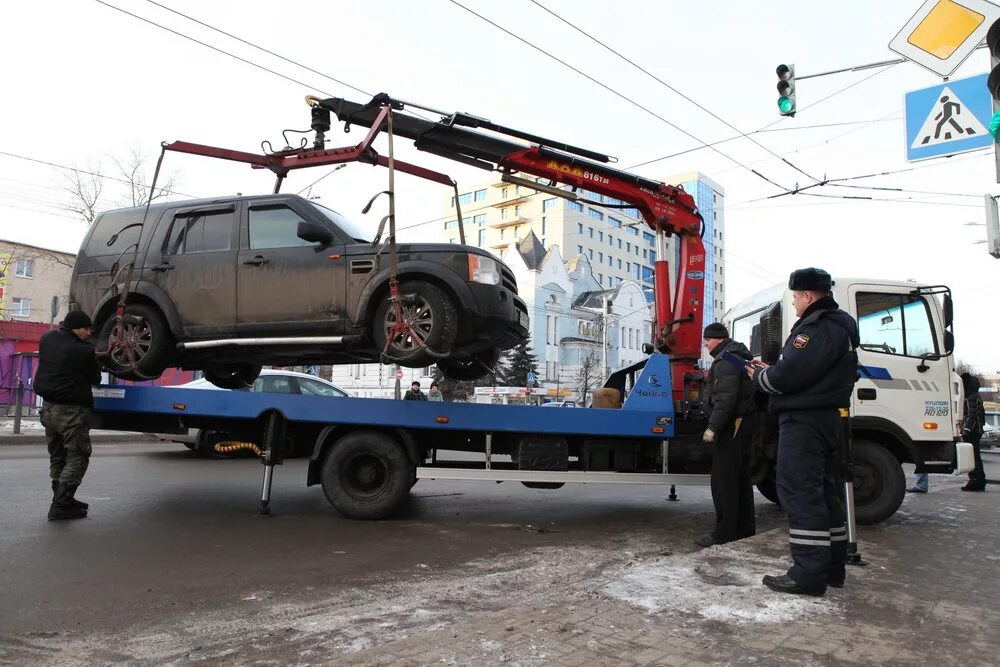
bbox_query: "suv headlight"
[468,254,501,285]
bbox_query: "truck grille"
[501,265,517,293]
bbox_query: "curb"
[0,433,158,446]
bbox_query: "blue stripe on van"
[858,366,893,380]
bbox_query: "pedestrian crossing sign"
[905,72,993,162]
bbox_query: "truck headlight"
[468,254,501,285]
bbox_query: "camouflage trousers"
[40,403,92,486]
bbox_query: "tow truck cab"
[724,278,959,525]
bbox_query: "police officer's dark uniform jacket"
[751,268,860,595]
[703,335,758,543]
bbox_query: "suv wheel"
[98,303,173,381]
[204,364,262,389]
[373,281,457,367]
[437,347,500,381]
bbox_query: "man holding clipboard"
[696,322,758,548]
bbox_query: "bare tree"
[575,351,603,407]
[62,149,177,225]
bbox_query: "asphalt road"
[0,442,783,663]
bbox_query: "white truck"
[725,278,961,524]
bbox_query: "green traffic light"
[990,110,1000,140]
[778,96,795,114]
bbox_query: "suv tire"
[97,303,173,381]
[373,281,457,367]
[204,364,262,390]
[437,347,500,381]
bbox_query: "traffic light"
[776,64,795,117]
[988,19,1000,140]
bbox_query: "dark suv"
[70,194,528,387]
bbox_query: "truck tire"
[852,438,905,525]
[98,303,173,381]
[373,281,457,368]
[437,348,500,381]
[320,431,411,520]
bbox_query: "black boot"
[48,483,87,521]
[762,574,825,596]
[51,480,88,510]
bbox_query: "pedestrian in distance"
[403,381,427,401]
[428,382,444,402]
[748,268,860,597]
[959,372,987,492]
[696,322,757,548]
[33,310,102,521]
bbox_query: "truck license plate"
[519,311,529,329]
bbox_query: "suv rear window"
[86,209,146,257]
[165,210,234,254]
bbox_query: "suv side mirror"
[297,221,334,244]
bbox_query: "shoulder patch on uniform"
[793,334,811,349]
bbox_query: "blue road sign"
[905,73,992,162]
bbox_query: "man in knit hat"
[34,310,102,521]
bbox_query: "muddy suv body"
[70,194,528,386]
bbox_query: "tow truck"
[87,93,970,553]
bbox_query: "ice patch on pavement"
[603,540,840,624]
[0,420,45,433]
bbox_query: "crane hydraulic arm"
[161,93,706,403]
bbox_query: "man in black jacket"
[749,267,859,597]
[34,310,102,521]
[697,322,758,548]
[960,372,987,492]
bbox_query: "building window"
[567,200,584,212]
[588,209,604,221]
[577,245,584,254]
[615,276,623,285]
[577,223,584,234]
[626,262,631,272]
[501,187,509,199]
[543,198,557,212]
[501,208,509,220]
[452,192,473,207]
[609,216,622,228]
[500,228,505,239]
[598,252,604,263]
[642,249,648,259]
[444,221,455,230]
[588,249,594,259]
[474,213,487,225]
[515,204,522,216]
[474,188,487,202]
[11,297,30,318]
[478,229,487,245]
[627,227,639,237]
[588,227,594,239]
[598,273,603,284]
[542,217,547,234]
[608,256,613,266]
[14,259,35,278]
[643,232,655,247]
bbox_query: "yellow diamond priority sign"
[889,0,1000,77]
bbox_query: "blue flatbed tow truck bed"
[92,355,710,519]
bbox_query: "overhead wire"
[444,0,792,193]
[527,0,821,184]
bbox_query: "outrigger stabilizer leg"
[840,409,867,567]
[259,411,287,516]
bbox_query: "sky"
[1,0,998,370]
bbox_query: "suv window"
[86,209,144,257]
[297,377,347,397]
[249,205,313,249]
[252,375,296,393]
[857,292,937,358]
[165,210,234,254]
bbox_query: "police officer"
[748,268,859,596]
[697,322,757,548]
[34,310,102,521]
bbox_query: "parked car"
[980,423,1000,449]
[70,194,529,389]
[541,400,577,408]
[151,369,349,455]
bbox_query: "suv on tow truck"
[70,194,528,388]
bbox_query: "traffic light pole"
[794,43,987,81]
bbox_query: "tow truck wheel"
[852,439,904,525]
[437,347,500,381]
[203,364,262,389]
[373,281,457,367]
[97,303,172,381]
[321,431,411,520]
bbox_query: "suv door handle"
[150,263,175,272]
[243,256,270,266]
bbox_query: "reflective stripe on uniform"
[759,369,782,395]
[789,528,829,537]
[789,537,831,546]
[830,534,848,542]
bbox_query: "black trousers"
[710,416,756,543]
[776,409,847,589]
[968,432,986,487]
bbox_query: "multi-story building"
[0,240,73,324]
[668,172,726,326]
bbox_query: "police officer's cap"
[703,322,729,339]
[62,310,94,330]
[788,267,832,292]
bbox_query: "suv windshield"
[310,202,373,243]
